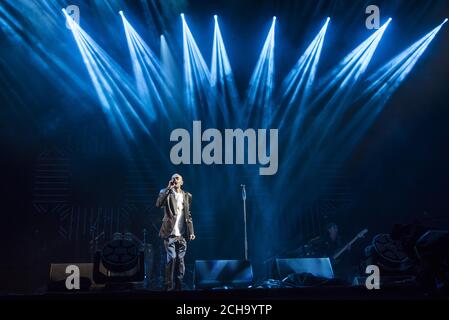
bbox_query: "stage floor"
[2,286,447,300]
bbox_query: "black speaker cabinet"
[48,263,94,291]
[194,260,253,289]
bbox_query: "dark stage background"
[0,0,449,293]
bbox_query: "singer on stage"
[156,173,195,291]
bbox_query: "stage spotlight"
[214,14,218,20]
[181,13,185,19]
[317,18,391,96]
[119,10,123,16]
[366,20,446,101]
[160,33,176,89]
[283,19,329,101]
[443,18,448,24]
[330,20,448,164]
[210,12,239,120]
[1,4,89,100]
[182,13,214,117]
[246,17,276,126]
[303,17,391,134]
[61,7,69,21]
[282,18,391,169]
[312,18,391,146]
[280,17,330,116]
[273,16,277,21]
[121,12,174,120]
[63,7,155,141]
[345,18,391,84]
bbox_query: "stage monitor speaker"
[194,260,253,289]
[352,275,417,287]
[48,263,94,291]
[274,258,334,280]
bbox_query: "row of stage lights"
[61,7,448,160]
[71,9,448,39]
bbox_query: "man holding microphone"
[156,173,195,291]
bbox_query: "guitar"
[332,229,368,261]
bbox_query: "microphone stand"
[143,228,149,288]
[241,184,248,261]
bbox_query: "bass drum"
[365,234,413,273]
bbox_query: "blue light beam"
[246,17,276,126]
[331,19,448,160]
[63,8,152,140]
[211,15,240,123]
[313,18,392,106]
[305,18,392,154]
[160,34,177,89]
[276,17,330,128]
[182,14,214,119]
[121,12,174,120]
[280,19,391,179]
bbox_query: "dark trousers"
[164,235,187,290]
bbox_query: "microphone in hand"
[167,179,176,192]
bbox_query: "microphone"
[167,180,173,194]
[168,178,176,192]
[240,184,246,201]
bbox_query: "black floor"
[2,285,447,300]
